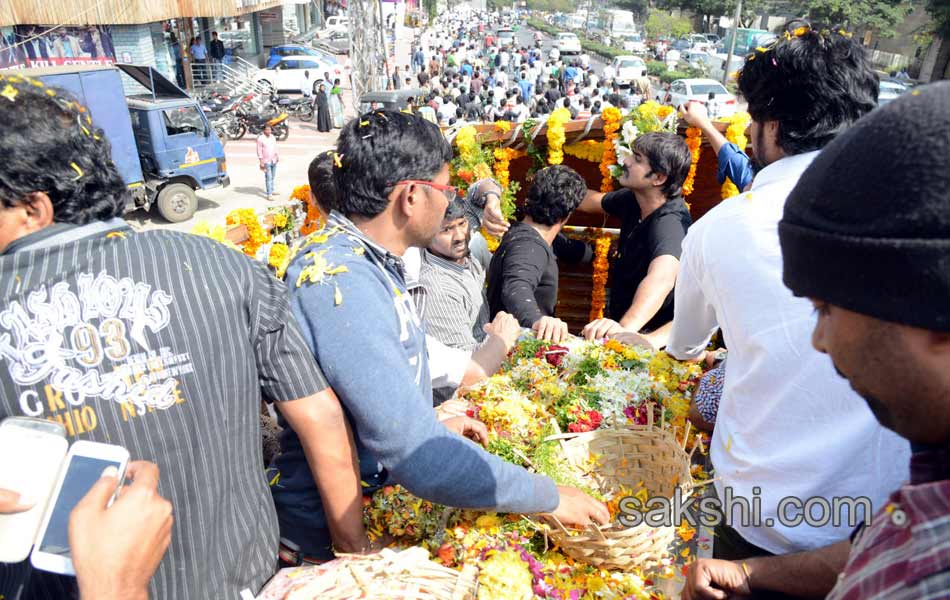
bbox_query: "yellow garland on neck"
[719,112,752,199]
[682,127,703,197]
[546,107,571,165]
[600,107,622,192]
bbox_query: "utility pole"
[348,0,388,106]
[722,0,742,86]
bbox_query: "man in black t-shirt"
[487,166,587,343]
[575,132,692,347]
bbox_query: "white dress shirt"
[667,151,910,555]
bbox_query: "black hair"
[335,110,452,218]
[737,21,878,155]
[524,165,586,226]
[0,75,126,225]
[443,198,466,221]
[632,132,692,199]
[307,150,338,214]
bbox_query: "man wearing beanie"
[682,81,950,600]
[666,21,910,571]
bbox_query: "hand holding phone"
[70,461,173,600]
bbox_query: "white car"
[254,56,343,93]
[688,34,712,52]
[317,16,349,38]
[556,32,582,53]
[621,34,648,54]
[496,28,516,46]
[879,80,908,106]
[608,55,648,83]
[657,78,737,117]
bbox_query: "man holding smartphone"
[1,462,173,600]
[0,75,369,599]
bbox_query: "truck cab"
[120,65,228,222]
[25,64,228,223]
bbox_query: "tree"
[423,0,438,20]
[656,0,767,30]
[645,11,695,37]
[611,0,650,19]
[926,0,950,35]
[791,0,912,38]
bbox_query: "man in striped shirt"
[418,199,490,352]
[681,81,950,600]
[0,75,368,600]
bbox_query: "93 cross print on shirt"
[0,271,194,437]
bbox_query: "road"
[514,26,610,77]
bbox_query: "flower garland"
[589,233,612,322]
[682,126,703,197]
[563,140,604,163]
[719,111,751,199]
[599,107,622,193]
[455,125,481,166]
[189,221,241,252]
[268,242,291,279]
[545,107,571,165]
[225,208,270,257]
[292,184,325,236]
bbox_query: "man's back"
[668,153,910,554]
[0,226,324,599]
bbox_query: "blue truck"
[23,64,229,223]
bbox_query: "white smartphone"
[0,417,68,564]
[30,440,129,575]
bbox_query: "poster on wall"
[0,25,116,70]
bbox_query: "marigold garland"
[545,107,571,165]
[682,126,703,197]
[599,107,622,192]
[268,242,291,279]
[225,208,270,257]
[719,112,752,199]
[563,140,604,163]
[589,233,612,321]
[292,184,325,236]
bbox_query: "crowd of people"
[393,9,653,126]
[0,10,948,600]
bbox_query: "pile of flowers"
[362,334,707,598]
[609,102,678,181]
[225,208,271,257]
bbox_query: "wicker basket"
[257,547,478,600]
[542,406,697,572]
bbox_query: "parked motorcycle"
[231,108,290,141]
[271,94,314,121]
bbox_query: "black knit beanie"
[779,81,950,331]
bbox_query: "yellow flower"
[494,120,512,133]
[720,112,751,199]
[477,549,533,600]
[546,107,571,165]
[268,243,290,278]
[682,127,703,197]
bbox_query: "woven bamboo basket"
[542,405,698,572]
[257,547,478,600]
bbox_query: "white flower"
[614,141,634,167]
[621,121,639,144]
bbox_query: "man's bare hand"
[483,311,521,351]
[582,318,624,340]
[441,416,490,447]
[0,489,34,514]
[532,316,569,343]
[681,558,752,600]
[547,486,610,528]
[70,461,173,600]
[609,330,656,350]
[679,101,711,129]
[481,184,510,238]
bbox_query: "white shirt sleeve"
[667,226,720,360]
[427,335,470,389]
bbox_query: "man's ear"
[22,192,55,231]
[651,171,668,190]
